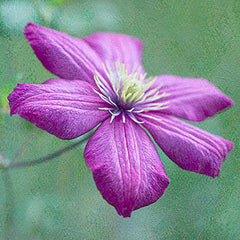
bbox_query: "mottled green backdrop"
[0,0,239,239]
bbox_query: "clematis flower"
[8,23,234,217]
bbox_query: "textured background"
[0,0,239,239]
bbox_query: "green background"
[0,0,239,239]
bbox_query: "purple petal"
[150,75,234,122]
[84,116,169,217]
[140,113,233,177]
[8,79,110,140]
[24,23,103,86]
[24,23,144,85]
[85,32,144,73]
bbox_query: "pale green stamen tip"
[94,60,170,125]
[110,62,153,104]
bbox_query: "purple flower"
[8,23,234,217]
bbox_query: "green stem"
[4,132,92,169]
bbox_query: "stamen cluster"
[94,61,169,123]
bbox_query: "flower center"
[108,62,148,106]
[94,61,170,123]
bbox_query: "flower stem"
[3,132,92,170]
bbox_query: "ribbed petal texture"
[150,75,234,122]
[84,116,170,217]
[8,79,110,139]
[140,114,233,177]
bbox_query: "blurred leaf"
[0,82,15,113]
[47,0,65,7]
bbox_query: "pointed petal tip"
[24,22,51,41]
[224,94,234,108]
[7,85,18,115]
[228,141,234,151]
[24,22,35,28]
[84,116,170,218]
[207,140,233,178]
[153,75,235,122]
[7,80,109,140]
[118,175,170,218]
[119,208,132,218]
[141,114,234,179]
[229,97,234,106]
[24,22,38,34]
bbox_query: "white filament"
[94,61,170,124]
